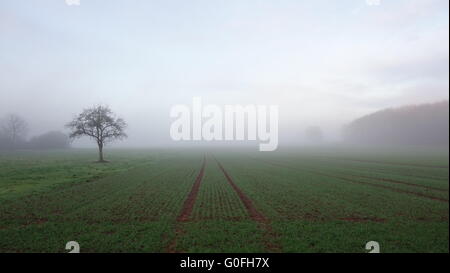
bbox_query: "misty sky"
[0,0,448,147]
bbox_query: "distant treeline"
[0,114,70,150]
[344,101,449,146]
[0,130,70,151]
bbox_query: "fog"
[0,0,448,149]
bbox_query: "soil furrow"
[214,157,282,253]
[347,174,448,192]
[331,158,449,169]
[257,158,449,203]
[167,156,206,253]
[177,156,206,222]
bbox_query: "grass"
[0,149,162,200]
[0,147,448,253]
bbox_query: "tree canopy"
[66,105,127,162]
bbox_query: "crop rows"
[0,148,448,252]
[0,153,203,252]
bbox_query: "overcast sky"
[0,0,448,147]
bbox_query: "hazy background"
[0,0,448,148]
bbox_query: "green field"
[0,147,448,253]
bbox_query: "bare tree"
[66,105,127,162]
[1,114,28,146]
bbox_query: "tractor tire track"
[346,174,448,192]
[261,157,447,192]
[167,156,206,253]
[177,156,206,222]
[267,157,448,192]
[329,157,449,169]
[254,158,449,203]
[214,157,282,253]
[310,157,448,182]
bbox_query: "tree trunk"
[98,142,104,162]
